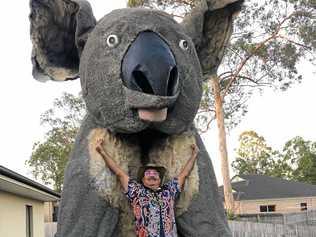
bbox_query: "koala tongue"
[138,108,167,122]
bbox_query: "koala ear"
[30,0,96,81]
[182,0,244,76]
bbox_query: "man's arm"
[177,144,199,190]
[96,138,129,192]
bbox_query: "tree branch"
[221,11,302,98]
[278,35,312,50]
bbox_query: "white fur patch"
[88,128,199,236]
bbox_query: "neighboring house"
[0,165,60,237]
[220,174,316,215]
[44,201,59,223]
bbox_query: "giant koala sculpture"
[29,0,243,236]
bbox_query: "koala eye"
[179,39,189,51]
[106,34,120,48]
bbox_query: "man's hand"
[191,144,199,159]
[96,138,112,158]
[95,137,115,163]
[96,138,105,155]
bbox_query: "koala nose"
[132,65,178,96]
[122,31,179,97]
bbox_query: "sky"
[0,0,315,185]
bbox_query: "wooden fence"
[229,220,316,237]
[238,210,316,225]
[45,222,57,237]
[45,221,316,237]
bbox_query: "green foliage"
[226,209,238,220]
[282,136,316,184]
[26,93,86,192]
[127,0,145,7]
[233,131,272,175]
[233,131,316,184]
[232,130,291,177]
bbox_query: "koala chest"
[87,128,199,235]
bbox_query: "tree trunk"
[211,75,235,214]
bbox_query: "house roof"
[0,165,60,202]
[220,174,316,201]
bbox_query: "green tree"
[282,136,316,184]
[232,130,292,177]
[233,132,316,184]
[26,93,85,192]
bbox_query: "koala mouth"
[138,108,168,122]
[124,86,179,123]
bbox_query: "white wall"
[0,191,44,237]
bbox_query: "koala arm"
[96,140,129,192]
[177,144,199,190]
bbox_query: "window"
[26,205,33,237]
[260,205,276,213]
[301,203,307,211]
[260,205,267,212]
[53,205,59,222]
[268,205,276,212]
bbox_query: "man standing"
[96,139,199,237]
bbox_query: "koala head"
[79,9,203,134]
[30,0,243,135]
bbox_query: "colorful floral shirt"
[126,178,181,237]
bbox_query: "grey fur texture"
[29,0,243,236]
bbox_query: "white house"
[0,165,60,237]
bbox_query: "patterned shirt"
[126,178,181,237]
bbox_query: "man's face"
[142,169,161,191]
